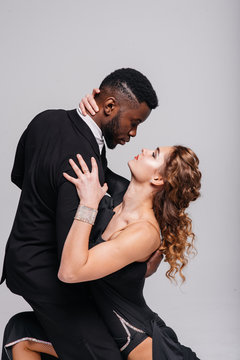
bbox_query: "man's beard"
[102,112,121,149]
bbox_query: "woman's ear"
[150,174,164,187]
[103,97,118,116]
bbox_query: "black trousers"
[22,296,122,360]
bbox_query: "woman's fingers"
[79,96,93,116]
[76,154,90,174]
[79,94,95,116]
[79,101,87,116]
[83,94,97,115]
[92,88,100,96]
[65,155,100,184]
[90,156,99,175]
[69,158,83,178]
[91,88,100,112]
[63,155,106,206]
[63,172,78,185]
[78,89,100,116]
[102,182,108,193]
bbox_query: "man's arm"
[145,250,163,278]
[55,154,100,260]
[56,178,80,260]
[56,166,128,260]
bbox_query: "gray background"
[0,1,239,359]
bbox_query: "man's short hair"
[100,68,158,109]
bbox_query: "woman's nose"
[142,148,152,156]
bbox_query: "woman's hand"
[79,88,100,116]
[63,154,108,209]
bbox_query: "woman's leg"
[127,337,152,360]
[12,340,58,360]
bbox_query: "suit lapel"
[68,109,100,159]
[68,109,107,184]
[100,145,108,173]
[89,191,125,241]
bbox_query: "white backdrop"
[0,1,239,359]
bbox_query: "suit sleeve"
[55,154,95,260]
[55,179,80,260]
[11,127,29,189]
[105,167,130,197]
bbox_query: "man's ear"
[103,97,118,116]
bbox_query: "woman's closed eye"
[152,147,160,159]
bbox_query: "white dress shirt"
[76,107,104,154]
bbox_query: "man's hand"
[145,250,163,278]
[79,88,100,116]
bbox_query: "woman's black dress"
[1,195,200,360]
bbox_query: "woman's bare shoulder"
[126,218,160,238]
[111,219,161,261]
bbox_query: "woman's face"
[128,146,173,184]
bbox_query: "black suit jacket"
[0,109,129,303]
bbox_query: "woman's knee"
[13,340,33,352]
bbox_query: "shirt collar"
[76,107,104,153]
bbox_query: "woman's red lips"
[134,155,139,160]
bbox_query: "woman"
[2,144,201,360]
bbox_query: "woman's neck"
[116,179,154,221]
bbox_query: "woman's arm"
[78,92,164,278]
[58,155,160,283]
[58,220,159,283]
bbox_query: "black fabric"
[1,300,122,360]
[88,196,200,359]
[0,109,129,304]
[25,298,122,360]
[1,312,54,360]
[2,195,199,359]
[0,110,199,358]
[105,167,130,198]
[0,109,127,360]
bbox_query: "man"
[1,68,161,359]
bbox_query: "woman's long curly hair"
[153,145,201,284]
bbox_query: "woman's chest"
[101,217,128,241]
